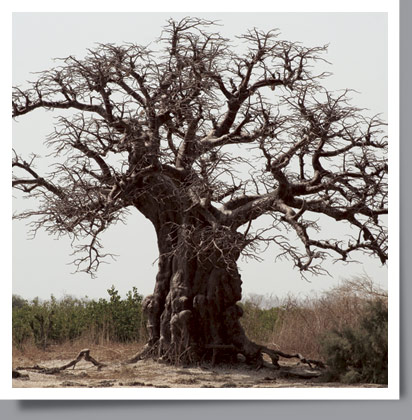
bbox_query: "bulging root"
[126,339,325,370]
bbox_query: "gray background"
[3,1,409,419]
[12,11,388,302]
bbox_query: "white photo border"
[2,0,399,400]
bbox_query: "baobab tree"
[12,18,387,367]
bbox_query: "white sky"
[12,12,389,301]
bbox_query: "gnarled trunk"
[129,216,266,366]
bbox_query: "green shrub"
[105,286,144,342]
[240,300,279,343]
[12,296,32,350]
[12,287,144,349]
[12,294,28,309]
[321,299,388,384]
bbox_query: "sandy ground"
[12,343,386,389]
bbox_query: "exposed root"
[125,340,325,372]
[271,349,325,369]
[259,345,325,369]
[125,342,159,364]
[15,349,106,375]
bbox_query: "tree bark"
[129,209,264,366]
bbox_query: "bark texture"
[129,203,263,365]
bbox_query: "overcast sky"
[12,12,389,301]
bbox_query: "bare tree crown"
[13,18,388,275]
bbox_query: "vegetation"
[239,276,388,384]
[12,277,388,384]
[12,286,144,350]
[320,299,388,384]
[239,297,280,344]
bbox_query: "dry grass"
[13,276,387,366]
[266,276,388,359]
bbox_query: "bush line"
[12,276,388,384]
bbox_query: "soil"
[12,343,386,389]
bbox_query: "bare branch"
[12,18,387,275]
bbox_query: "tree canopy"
[13,17,387,277]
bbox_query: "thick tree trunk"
[129,217,266,366]
[138,255,264,365]
[128,178,285,367]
